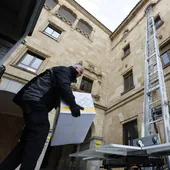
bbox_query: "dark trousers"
[0,100,50,170]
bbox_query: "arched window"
[76,19,92,38]
[57,6,76,25]
[45,0,57,9]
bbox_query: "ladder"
[69,4,170,170]
[143,4,170,168]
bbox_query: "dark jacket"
[13,66,78,112]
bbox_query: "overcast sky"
[76,0,141,31]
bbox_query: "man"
[0,64,84,170]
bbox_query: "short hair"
[73,64,84,70]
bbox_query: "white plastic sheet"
[51,92,96,146]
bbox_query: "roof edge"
[66,0,112,35]
[110,0,149,40]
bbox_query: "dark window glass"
[123,119,138,146]
[123,70,134,92]
[123,44,130,57]
[80,77,93,93]
[57,7,76,24]
[76,20,92,35]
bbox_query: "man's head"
[73,64,84,77]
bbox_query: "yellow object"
[60,106,95,113]
[94,140,102,148]
[95,141,102,145]
[0,79,2,83]
[47,136,51,140]
[94,145,101,148]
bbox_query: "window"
[161,50,170,67]
[57,6,76,25]
[17,51,44,73]
[43,25,62,40]
[45,0,56,9]
[154,15,163,29]
[160,41,170,68]
[123,70,134,93]
[152,107,162,120]
[76,20,92,38]
[123,44,130,58]
[80,77,93,93]
[123,119,138,146]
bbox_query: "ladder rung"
[149,118,163,124]
[147,35,154,42]
[149,70,157,76]
[147,24,153,30]
[149,99,161,106]
[147,53,156,61]
[149,62,157,67]
[148,85,160,93]
[150,79,158,84]
[147,17,152,23]
[149,74,158,81]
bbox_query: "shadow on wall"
[0,90,24,161]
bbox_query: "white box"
[51,92,96,146]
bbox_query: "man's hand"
[70,104,84,117]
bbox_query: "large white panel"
[51,92,96,146]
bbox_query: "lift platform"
[70,142,170,169]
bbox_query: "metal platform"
[70,143,170,169]
[70,143,170,159]
[70,144,142,160]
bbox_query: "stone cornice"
[107,70,170,114]
[3,73,28,84]
[4,69,170,114]
[94,103,107,111]
[3,73,107,111]
[106,87,144,114]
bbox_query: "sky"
[76,0,141,31]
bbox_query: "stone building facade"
[0,0,111,169]
[105,0,170,147]
[0,0,170,169]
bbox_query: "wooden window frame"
[121,70,135,95]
